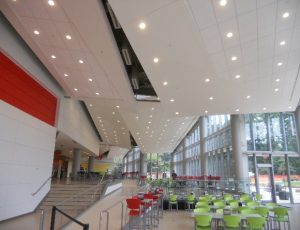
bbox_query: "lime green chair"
[228,201,239,213]
[216,208,223,214]
[255,194,263,202]
[194,207,210,214]
[214,201,225,209]
[224,194,233,202]
[169,194,178,211]
[255,206,270,229]
[186,194,196,210]
[194,215,212,230]
[265,202,278,207]
[246,216,266,230]
[240,208,257,214]
[246,201,259,208]
[224,215,241,229]
[240,194,250,203]
[196,201,209,208]
[273,207,291,230]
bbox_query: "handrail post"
[106,211,109,230]
[120,202,124,230]
[50,206,56,230]
[39,209,44,230]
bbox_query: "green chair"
[272,207,291,230]
[194,215,212,230]
[238,206,251,213]
[196,201,209,208]
[265,202,278,208]
[194,207,210,214]
[169,194,178,211]
[255,207,270,229]
[246,201,259,208]
[224,215,241,229]
[240,194,250,203]
[224,194,233,202]
[240,208,257,214]
[187,194,196,210]
[214,201,225,209]
[246,216,266,230]
[216,208,223,214]
[255,194,263,202]
[228,201,239,213]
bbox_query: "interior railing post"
[50,206,56,230]
[39,209,44,230]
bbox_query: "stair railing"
[32,176,52,196]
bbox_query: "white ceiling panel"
[234,0,256,15]
[237,11,257,44]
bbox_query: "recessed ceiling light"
[139,22,146,30]
[51,55,56,59]
[112,111,115,115]
[78,59,84,64]
[48,0,55,6]
[146,126,150,129]
[33,30,40,35]
[182,122,185,125]
[163,81,168,85]
[148,121,151,124]
[167,119,170,122]
[116,105,120,108]
[282,12,289,18]
[149,115,152,118]
[209,96,214,100]
[280,41,286,46]
[170,98,175,102]
[277,62,283,66]
[235,75,241,79]
[205,78,210,82]
[89,104,92,107]
[236,109,239,112]
[289,106,292,109]
[123,132,125,135]
[231,56,237,61]
[96,92,99,95]
[74,88,78,91]
[151,107,154,110]
[226,32,233,38]
[274,88,279,92]
[64,73,68,77]
[88,78,93,82]
[246,95,251,99]
[263,107,267,111]
[153,58,159,63]
[117,120,120,123]
[205,110,208,114]
[65,35,72,40]
[175,112,179,115]
[136,116,139,119]
[275,78,281,82]
[219,0,227,6]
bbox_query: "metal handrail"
[32,176,52,196]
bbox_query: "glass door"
[257,166,273,201]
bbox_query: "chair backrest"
[214,201,225,208]
[247,201,259,207]
[238,206,251,213]
[194,215,212,227]
[126,198,141,210]
[273,207,288,217]
[265,202,278,207]
[255,207,269,217]
[144,193,154,199]
[216,208,223,214]
[194,207,210,214]
[224,215,241,228]
[255,194,263,201]
[247,216,265,229]
[196,201,208,206]
[229,201,239,208]
[240,208,257,214]
[187,194,195,202]
[170,194,177,202]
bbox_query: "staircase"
[37,182,104,213]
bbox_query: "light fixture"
[289,106,292,109]
[263,107,267,111]
[88,78,93,82]
[280,41,286,46]
[277,62,283,66]
[149,115,152,118]
[78,59,84,64]
[65,35,72,40]
[48,0,55,6]
[205,78,210,82]
[89,104,92,107]
[282,12,289,18]
[148,121,151,124]
[235,75,240,79]
[274,88,279,92]
[231,56,237,61]
[163,81,168,85]
[136,116,139,119]
[219,0,227,6]
[205,110,208,114]
[139,22,146,30]
[209,96,214,100]
[153,58,159,63]
[246,95,251,99]
[64,73,68,77]
[112,111,115,115]
[151,107,154,110]
[116,105,120,108]
[236,109,239,112]
[275,78,281,82]
[117,120,120,123]
[175,112,179,115]
[96,92,99,95]
[226,32,233,38]
[170,98,175,102]
[51,55,56,59]
[74,88,78,91]
[33,30,40,35]
[167,119,170,122]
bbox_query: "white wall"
[0,101,56,221]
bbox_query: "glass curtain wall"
[146,153,171,179]
[122,147,141,177]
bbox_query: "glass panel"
[269,113,284,151]
[256,155,271,164]
[248,155,256,194]
[257,167,272,201]
[253,114,269,151]
[283,113,298,152]
[289,156,300,203]
[273,156,290,204]
[245,114,254,150]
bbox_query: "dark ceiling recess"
[102,0,160,102]
[130,133,138,147]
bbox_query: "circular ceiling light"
[277,62,283,66]
[205,78,210,82]
[48,0,55,6]
[226,32,233,38]
[139,22,146,30]
[219,0,227,6]
[280,41,286,46]
[282,12,289,18]
[33,30,40,35]
[231,56,237,61]
[153,58,159,63]
[163,81,168,85]
[235,75,241,79]
[65,34,72,40]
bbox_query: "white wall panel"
[0,101,56,221]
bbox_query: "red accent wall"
[0,51,57,126]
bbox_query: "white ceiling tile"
[287,50,300,71]
[257,3,276,37]
[218,18,240,49]
[241,39,258,65]
[188,0,216,29]
[290,27,300,50]
[276,0,299,32]
[242,63,259,81]
[212,0,236,22]
[200,25,223,54]
[210,52,228,74]
[234,0,256,15]
[258,34,275,60]
[259,58,273,77]
[257,0,276,9]
[237,11,257,44]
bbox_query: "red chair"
[126,198,144,229]
[144,193,159,226]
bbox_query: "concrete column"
[200,116,207,175]
[140,152,147,176]
[88,156,95,172]
[294,106,300,152]
[57,159,62,179]
[67,161,72,178]
[230,115,249,191]
[71,148,81,178]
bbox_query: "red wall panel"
[0,51,57,126]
